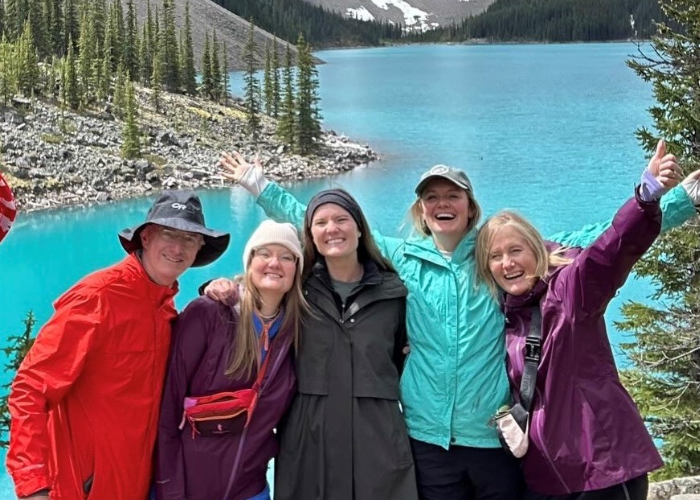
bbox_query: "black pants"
[524,474,648,500]
[410,438,522,500]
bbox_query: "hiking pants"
[410,437,523,500]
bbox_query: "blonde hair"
[408,187,482,238]
[225,252,308,379]
[476,210,573,296]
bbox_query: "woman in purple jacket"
[474,141,685,500]
[155,220,307,500]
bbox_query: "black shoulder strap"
[519,306,542,412]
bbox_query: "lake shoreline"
[2,90,377,215]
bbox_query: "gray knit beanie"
[243,220,303,273]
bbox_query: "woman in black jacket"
[275,188,418,500]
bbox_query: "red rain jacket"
[7,253,178,499]
[0,172,17,243]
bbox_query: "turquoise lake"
[0,43,660,495]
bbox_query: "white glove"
[238,163,269,198]
[219,152,269,198]
[681,170,700,206]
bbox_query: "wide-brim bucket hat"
[119,190,230,267]
[414,164,473,195]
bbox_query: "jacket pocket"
[390,401,414,467]
[83,474,94,497]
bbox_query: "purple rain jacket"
[502,193,664,495]
[155,296,296,500]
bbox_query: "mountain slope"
[133,0,297,71]
[304,0,497,31]
[409,0,663,42]
[210,0,402,48]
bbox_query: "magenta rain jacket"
[155,296,296,500]
[502,193,664,495]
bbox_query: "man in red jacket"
[7,191,230,500]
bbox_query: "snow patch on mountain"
[347,6,376,21]
[304,0,496,30]
[371,0,430,27]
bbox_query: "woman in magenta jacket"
[475,141,690,500]
[156,220,306,500]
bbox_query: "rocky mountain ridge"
[133,0,300,71]
[305,0,496,32]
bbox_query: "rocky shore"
[649,475,700,500]
[0,89,377,213]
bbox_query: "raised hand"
[204,278,238,304]
[681,169,700,206]
[218,151,268,197]
[648,140,683,189]
[218,151,262,184]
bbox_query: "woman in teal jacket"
[217,152,699,500]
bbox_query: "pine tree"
[27,0,48,59]
[138,23,151,85]
[62,37,79,110]
[4,0,26,41]
[271,37,280,118]
[295,34,322,155]
[104,0,122,72]
[0,311,36,448]
[17,18,39,97]
[160,0,179,92]
[96,44,110,102]
[180,0,196,95]
[93,0,107,48]
[618,0,700,480]
[47,0,63,55]
[121,79,141,159]
[63,0,79,54]
[243,19,261,142]
[221,41,229,105]
[112,62,127,117]
[152,4,159,50]
[0,1,5,42]
[210,31,221,101]
[200,32,212,98]
[151,47,163,111]
[263,42,273,115]
[277,44,295,147]
[78,6,97,105]
[45,54,60,103]
[0,36,18,106]
[123,0,139,80]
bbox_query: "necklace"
[258,308,280,321]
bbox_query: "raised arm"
[547,151,699,249]
[220,152,306,229]
[219,151,406,261]
[559,140,683,316]
[7,288,102,499]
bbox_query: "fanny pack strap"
[519,306,542,413]
[221,332,292,500]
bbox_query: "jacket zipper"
[532,387,571,493]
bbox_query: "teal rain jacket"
[256,182,695,449]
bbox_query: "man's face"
[139,225,204,286]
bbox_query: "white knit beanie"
[243,220,304,273]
